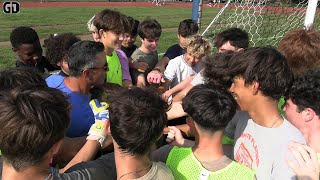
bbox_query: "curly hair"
[203,51,236,88]
[45,33,81,66]
[288,70,320,116]
[185,34,212,57]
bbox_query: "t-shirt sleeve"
[151,144,174,163]
[190,70,205,86]
[61,153,116,179]
[130,49,140,63]
[163,45,181,60]
[164,58,178,82]
[116,50,132,81]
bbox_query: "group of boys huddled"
[0,7,319,180]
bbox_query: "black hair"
[178,19,199,37]
[128,16,140,37]
[10,26,40,49]
[228,47,293,100]
[109,87,168,155]
[45,33,81,66]
[288,70,320,115]
[214,28,249,49]
[0,67,47,91]
[203,51,236,88]
[0,86,70,171]
[182,84,237,131]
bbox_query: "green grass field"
[0,6,219,69]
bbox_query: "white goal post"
[201,0,319,46]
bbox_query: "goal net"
[201,0,320,47]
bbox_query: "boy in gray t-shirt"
[130,19,161,86]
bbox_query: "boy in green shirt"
[93,9,130,86]
[152,84,255,179]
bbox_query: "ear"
[251,81,259,95]
[49,139,63,157]
[236,48,244,52]
[177,34,180,39]
[186,116,195,129]
[82,69,93,81]
[12,47,18,53]
[99,29,105,38]
[301,108,315,122]
[105,120,111,135]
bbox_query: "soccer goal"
[201,0,320,46]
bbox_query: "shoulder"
[227,161,256,178]
[69,92,90,104]
[46,74,65,88]
[116,49,127,58]
[132,49,144,56]
[151,162,175,180]
[281,119,305,143]
[168,55,183,65]
[167,44,181,51]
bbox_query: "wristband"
[153,67,163,74]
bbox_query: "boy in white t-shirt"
[161,35,211,100]
[228,47,305,179]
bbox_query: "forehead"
[16,43,41,52]
[144,38,159,42]
[187,52,204,58]
[218,41,237,52]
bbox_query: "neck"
[114,142,152,180]
[193,130,224,161]
[139,46,151,54]
[248,96,283,128]
[105,47,114,56]
[2,160,51,180]
[305,119,320,152]
[64,77,90,94]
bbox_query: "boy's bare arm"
[166,101,187,120]
[166,76,194,99]
[128,57,148,72]
[172,83,194,102]
[59,140,100,173]
[56,137,87,164]
[155,56,170,71]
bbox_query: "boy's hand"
[162,90,172,101]
[287,141,319,180]
[147,70,165,84]
[133,61,148,72]
[87,99,109,147]
[166,126,185,146]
